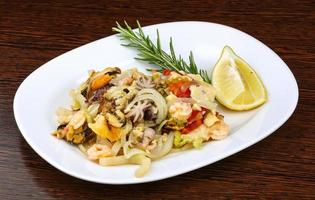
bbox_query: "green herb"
[112,21,211,83]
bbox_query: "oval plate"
[14,21,298,184]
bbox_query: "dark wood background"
[0,0,314,199]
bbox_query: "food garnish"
[112,21,211,83]
[211,46,267,110]
[113,21,266,111]
[52,22,268,177]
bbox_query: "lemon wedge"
[212,46,267,111]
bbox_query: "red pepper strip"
[169,80,191,98]
[182,119,203,134]
[187,110,203,124]
[162,69,171,76]
[177,88,191,98]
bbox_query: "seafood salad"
[53,67,229,177]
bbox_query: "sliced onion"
[125,88,167,124]
[111,141,122,156]
[148,132,175,160]
[129,154,151,178]
[100,154,151,177]
[156,120,167,134]
[157,135,164,149]
[56,107,74,125]
[87,103,100,119]
[123,141,146,159]
[136,88,162,96]
[120,120,132,146]
[144,121,157,127]
[85,103,100,123]
[170,143,193,154]
[70,89,87,110]
[136,94,166,123]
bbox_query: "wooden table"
[1,1,314,199]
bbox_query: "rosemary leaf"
[112,21,211,83]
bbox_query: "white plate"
[14,21,298,184]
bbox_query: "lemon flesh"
[212,46,267,111]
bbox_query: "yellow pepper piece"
[88,115,121,142]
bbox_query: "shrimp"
[87,144,112,160]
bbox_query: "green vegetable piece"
[112,21,211,83]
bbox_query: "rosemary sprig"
[112,21,211,83]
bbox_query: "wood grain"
[0,0,314,199]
